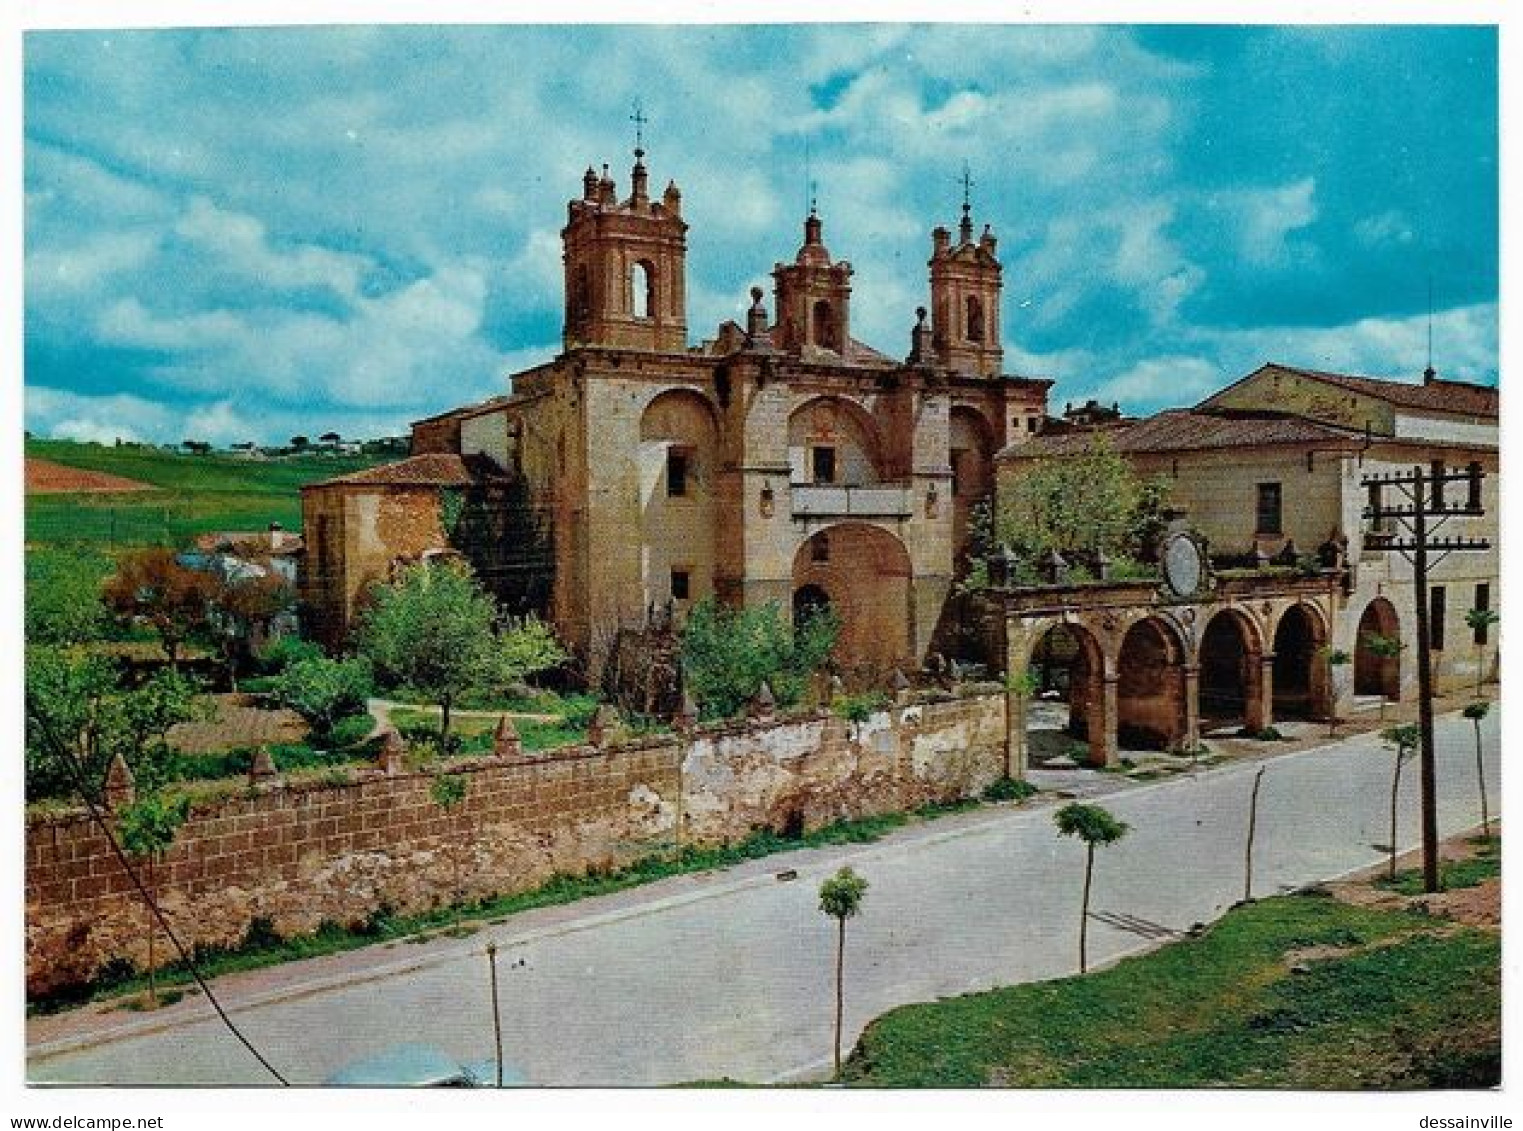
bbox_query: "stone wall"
[25,691,1007,998]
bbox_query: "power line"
[24,695,292,1086]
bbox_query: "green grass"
[25,438,386,547]
[1376,836,1500,896]
[843,890,1499,1089]
[28,794,999,1015]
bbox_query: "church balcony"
[790,482,914,520]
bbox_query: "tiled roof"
[1250,363,1498,419]
[996,409,1362,461]
[307,453,510,489]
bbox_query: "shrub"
[982,776,1038,803]
[681,598,839,719]
[325,713,376,749]
[273,655,373,739]
[255,636,323,675]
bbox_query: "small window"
[966,295,984,343]
[1474,583,1492,645]
[811,446,837,485]
[1025,416,1039,434]
[1430,586,1447,651]
[667,448,691,497]
[811,534,830,563]
[670,569,690,601]
[1256,482,1283,535]
[812,299,838,352]
[950,448,967,498]
[631,261,654,319]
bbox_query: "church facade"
[300,149,1051,675]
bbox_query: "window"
[666,447,691,497]
[965,295,984,343]
[1430,586,1447,651]
[811,446,837,485]
[1025,416,1040,434]
[1474,584,1492,645]
[670,569,690,601]
[812,299,838,351]
[811,533,830,563]
[631,261,654,319]
[950,448,967,498]
[1256,482,1283,535]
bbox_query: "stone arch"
[950,405,996,568]
[1198,607,1267,731]
[1354,596,1401,700]
[1116,616,1189,750]
[638,389,720,611]
[1272,602,1330,720]
[788,396,884,486]
[792,522,911,675]
[966,295,985,343]
[1022,619,1108,767]
[630,259,655,319]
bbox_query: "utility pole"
[1361,461,1490,893]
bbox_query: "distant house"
[180,523,305,644]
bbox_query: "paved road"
[29,708,1500,1087]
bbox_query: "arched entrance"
[792,583,830,629]
[1354,597,1401,700]
[1273,604,1327,720]
[949,406,996,568]
[1117,617,1188,750]
[1024,622,1107,767]
[792,524,912,676]
[1199,609,1266,732]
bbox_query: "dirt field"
[25,458,157,494]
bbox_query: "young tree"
[681,598,839,719]
[430,773,470,926]
[272,654,373,742]
[1381,724,1420,879]
[117,791,191,1008]
[1361,633,1403,722]
[1464,608,1499,696]
[1054,802,1130,973]
[1321,647,1352,737]
[25,652,202,801]
[818,866,869,1080]
[996,436,1169,570]
[205,572,294,691]
[1462,701,1492,839]
[359,561,565,745]
[102,548,212,666]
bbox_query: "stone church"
[301,147,1051,676]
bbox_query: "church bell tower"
[928,191,1003,378]
[562,145,688,353]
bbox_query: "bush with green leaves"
[681,598,838,720]
[272,655,373,740]
[254,635,323,675]
[25,547,110,646]
[25,649,204,801]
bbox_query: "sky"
[22,23,1499,447]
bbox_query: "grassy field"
[844,853,1500,1089]
[25,438,387,547]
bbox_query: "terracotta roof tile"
[996,409,1361,461]
[1258,363,1498,419]
[306,453,509,489]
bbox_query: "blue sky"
[23,24,1498,445]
